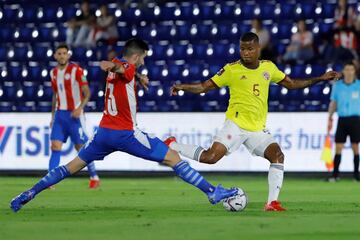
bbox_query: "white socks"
[170,142,204,162]
[267,163,284,203]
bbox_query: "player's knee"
[274,150,284,164]
[200,151,220,164]
[162,149,181,167]
[51,142,62,151]
[74,144,83,152]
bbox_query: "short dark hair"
[55,43,69,52]
[122,38,149,57]
[344,62,356,68]
[240,32,259,43]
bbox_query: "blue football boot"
[207,184,238,204]
[10,190,35,212]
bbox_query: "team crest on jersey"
[65,73,71,80]
[263,71,270,81]
[217,68,225,76]
[240,75,247,80]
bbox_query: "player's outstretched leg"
[164,137,205,162]
[263,143,286,211]
[10,157,87,212]
[163,149,238,204]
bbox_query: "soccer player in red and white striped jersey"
[49,43,100,189]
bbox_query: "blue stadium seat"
[28,66,42,82]
[2,7,16,23]
[0,46,7,61]
[0,26,12,42]
[42,7,58,23]
[2,81,17,99]
[323,3,336,18]
[260,3,276,20]
[280,3,295,19]
[71,47,87,62]
[23,6,37,23]
[37,101,52,112]
[301,3,316,19]
[0,102,13,112]
[13,46,28,61]
[88,66,103,82]
[23,81,38,100]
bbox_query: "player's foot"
[327,177,340,182]
[89,179,100,189]
[163,136,176,147]
[207,184,238,205]
[10,190,35,213]
[264,201,287,211]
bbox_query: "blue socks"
[87,161,98,179]
[173,160,215,194]
[48,150,61,171]
[31,166,70,195]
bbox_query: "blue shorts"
[78,127,169,164]
[50,110,88,145]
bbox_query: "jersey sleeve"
[75,66,89,87]
[330,82,338,102]
[270,62,286,84]
[211,64,232,88]
[112,59,136,83]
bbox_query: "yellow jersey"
[211,60,285,132]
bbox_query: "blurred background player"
[10,39,238,212]
[50,43,100,189]
[327,62,360,182]
[167,32,341,211]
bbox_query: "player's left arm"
[278,71,342,90]
[72,68,91,118]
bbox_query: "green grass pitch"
[1,175,359,240]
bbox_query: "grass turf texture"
[1,175,359,240]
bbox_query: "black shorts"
[335,116,360,143]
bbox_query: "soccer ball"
[222,187,248,212]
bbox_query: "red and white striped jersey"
[50,63,88,111]
[99,58,137,131]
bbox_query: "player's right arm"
[171,79,218,95]
[100,60,135,82]
[171,64,231,95]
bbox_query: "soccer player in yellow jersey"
[165,32,341,211]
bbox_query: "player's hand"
[321,71,342,81]
[100,61,115,72]
[137,74,149,91]
[170,84,182,96]
[71,107,83,118]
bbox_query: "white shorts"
[213,120,276,157]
